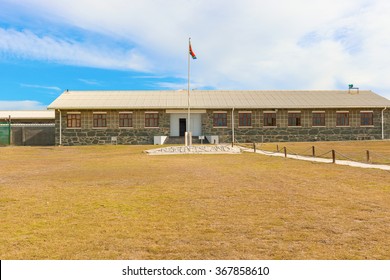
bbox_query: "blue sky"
[1,0,390,110]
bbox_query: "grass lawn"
[0,142,390,259]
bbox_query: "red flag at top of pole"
[189,41,197,59]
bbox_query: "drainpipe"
[382,107,387,140]
[58,109,62,145]
[232,108,235,145]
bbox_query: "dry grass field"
[0,141,390,260]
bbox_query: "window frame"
[119,112,133,128]
[360,111,374,126]
[66,113,81,129]
[312,112,325,127]
[288,112,302,127]
[238,112,252,127]
[263,112,277,127]
[213,112,228,127]
[145,112,159,128]
[93,113,107,128]
[336,112,349,127]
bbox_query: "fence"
[0,123,55,146]
[0,122,11,145]
[238,142,390,165]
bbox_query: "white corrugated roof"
[0,110,55,120]
[47,90,390,109]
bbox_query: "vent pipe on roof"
[348,84,359,94]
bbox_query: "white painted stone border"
[146,145,241,155]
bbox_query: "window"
[336,112,349,126]
[93,114,107,128]
[288,113,301,126]
[312,112,325,126]
[360,112,373,126]
[145,113,159,127]
[239,113,251,127]
[67,114,81,128]
[119,113,133,128]
[213,113,227,127]
[263,113,276,127]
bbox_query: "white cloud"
[78,79,101,86]
[20,83,61,91]
[0,27,150,71]
[0,100,47,110]
[1,0,390,98]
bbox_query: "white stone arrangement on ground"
[146,145,241,155]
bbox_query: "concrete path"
[240,147,390,171]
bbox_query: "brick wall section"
[55,108,390,145]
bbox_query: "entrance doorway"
[179,118,186,136]
[169,113,202,137]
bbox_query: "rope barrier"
[284,146,313,157]
[334,150,360,162]
[236,143,390,167]
[313,150,332,158]
[258,149,283,155]
[368,150,390,160]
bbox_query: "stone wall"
[384,109,390,139]
[203,108,388,143]
[54,108,390,145]
[55,110,169,145]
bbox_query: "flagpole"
[187,37,191,146]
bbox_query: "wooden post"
[332,150,336,163]
[253,142,256,153]
[276,144,279,152]
[284,147,287,158]
[312,146,315,157]
[366,150,370,163]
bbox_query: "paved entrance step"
[164,136,209,145]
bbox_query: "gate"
[0,122,11,145]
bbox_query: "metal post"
[382,107,387,140]
[58,110,62,146]
[22,127,26,146]
[332,150,336,163]
[187,38,192,146]
[231,108,235,145]
[8,115,11,145]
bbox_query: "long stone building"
[47,89,390,145]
